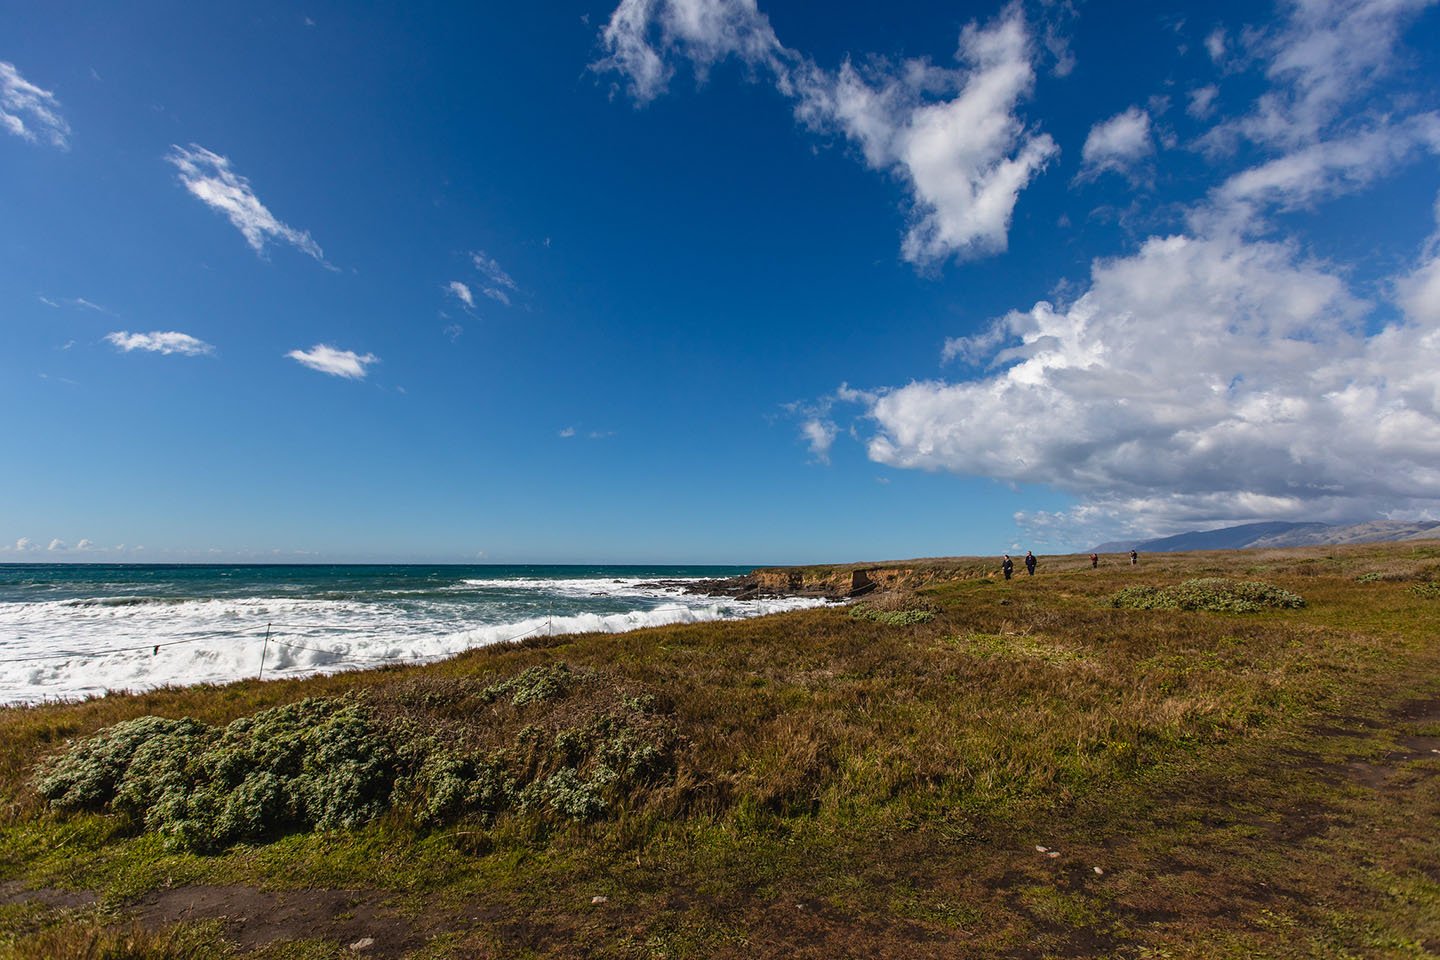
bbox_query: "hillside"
[1,541,1438,958]
[1094,519,1440,553]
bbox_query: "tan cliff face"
[748,566,971,597]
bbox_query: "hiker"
[1025,551,1037,576]
[1002,555,1014,580]
[1090,553,1098,569]
[1129,549,1139,565]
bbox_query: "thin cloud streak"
[167,144,326,263]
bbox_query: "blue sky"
[3,0,1439,563]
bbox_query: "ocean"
[0,564,827,705]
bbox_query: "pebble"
[591,895,609,905]
[1093,866,1104,875]
[348,938,375,953]
[1035,845,1048,852]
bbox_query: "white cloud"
[596,1,1056,265]
[105,330,216,356]
[1395,194,1440,326]
[1205,26,1227,63]
[559,426,577,438]
[167,144,326,262]
[1219,0,1437,150]
[847,228,1440,531]
[471,251,518,304]
[1212,114,1440,215]
[13,537,34,552]
[286,344,378,379]
[445,281,475,308]
[0,61,70,148]
[800,418,838,463]
[48,538,67,551]
[595,0,788,103]
[1079,106,1152,180]
[1187,85,1219,120]
[76,538,94,550]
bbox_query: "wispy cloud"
[801,418,838,464]
[286,343,378,379]
[105,330,216,356]
[445,280,475,308]
[559,426,577,438]
[471,251,518,304]
[167,144,326,262]
[0,61,70,148]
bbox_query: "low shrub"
[848,599,937,626]
[1412,581,1440,599]
[1108,578,1305,613]
[33,664,679,851]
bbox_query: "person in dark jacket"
[1130,549,1139,565]
[1002,555,1014,580]
[1089,553,1099,569]
[1025,551,1037,576]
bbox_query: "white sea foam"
[0,588,825,705]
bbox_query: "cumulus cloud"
[13,537,34,552]
[167,144,326,262]
[286,344,378,379]
[596,1,1056,265]
[76,539,94,550]
[471,252,518,304]
[1395,194,1440,326]
[105,330,216,356]
[846,229,1440,533]
[445,281,475,308]
[0,61,70,148]
[1078,106,1152,180]
[48,538,68,551]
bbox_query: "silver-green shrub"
[1108,578,1305,613]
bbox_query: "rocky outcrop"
[686,563,987,600]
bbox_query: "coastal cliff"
[689,559,995,599]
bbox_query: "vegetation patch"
[1107,578,1305,613]
[1412,581,1440,599]
[33,664,678,851]
[848,596,938,626]
[949,632,1080,665]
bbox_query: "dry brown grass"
[2,540,1439,957]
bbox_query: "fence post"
[258,622,272,681]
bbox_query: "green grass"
[2,541,1439,957]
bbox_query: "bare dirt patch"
[129,885,437,958]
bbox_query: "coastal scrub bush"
[1108,578,1305,613]
[1412,581,1440,599]
[38,697,395,851]
[34,664,680,848]
[848,598,937,626]
[482,663,575,706]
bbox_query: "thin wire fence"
[0,619,551,671]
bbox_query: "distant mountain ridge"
[1092,520,1440,554]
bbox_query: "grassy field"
[1,543,1438,959]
